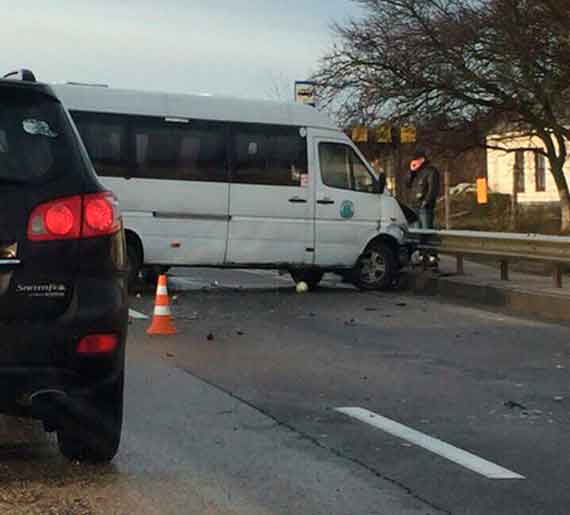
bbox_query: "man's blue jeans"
[417,208,435,229]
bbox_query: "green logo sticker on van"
[340,200,355,219]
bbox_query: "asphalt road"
[1,268,569,514]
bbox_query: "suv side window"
[232,125,307,186]
[319,142,376,193]
[72,112,128,178]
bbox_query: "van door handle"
[317,198,335,205]
[289,196,307,204]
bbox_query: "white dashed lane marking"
[336,407,525,480]
[129,309,149,320]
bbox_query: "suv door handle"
[317,198,335,205]
[289,196,307,204]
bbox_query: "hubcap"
[360,250,386,284]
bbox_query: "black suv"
[0,70,128,462]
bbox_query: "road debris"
[207,333,215,341]
[504,400,527,410]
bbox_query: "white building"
[486,133,570,203]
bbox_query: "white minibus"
[53,84,412,290]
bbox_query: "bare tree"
[314,0,570,231]
[265,71,291,102]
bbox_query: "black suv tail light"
[82,192,121,237]
[28,192,121,241]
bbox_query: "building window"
[514,150,525,193]
[535,153,546,192]
[231,125,307,186]
[319,142,377,193]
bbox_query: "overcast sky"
[2,0,357,101]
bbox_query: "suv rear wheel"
[57,372,124,463]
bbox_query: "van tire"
[354,241,397,291]
[127,241,142,290]
[57,372,124,463]
[142,266,170,286]
[290,269,324,290]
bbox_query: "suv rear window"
[0,87,80,185]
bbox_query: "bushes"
[434,192,561,234]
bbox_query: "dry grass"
[435,192,562,235]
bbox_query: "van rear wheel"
[354,241,397,291]
[142,266,170,287]
[127,241,142,290]
[290,269,324,291]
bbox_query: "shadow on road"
[0,416,118,482]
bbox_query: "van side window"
[133,119,227,182]
[319,143,376,193]
[72,112,128,178]
[232,125,307,186]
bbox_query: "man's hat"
[412,147,428,160]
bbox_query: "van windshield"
[0,87,78,185]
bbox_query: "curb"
[403,271,570,323]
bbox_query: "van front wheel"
[354,241,397,291]
[290,269,324,291]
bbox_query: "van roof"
[51,84,338,130]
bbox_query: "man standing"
[406,148,440,229]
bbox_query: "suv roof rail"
[66,81,109,88]
[3,69,36,82]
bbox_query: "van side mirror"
[375,173,386,194]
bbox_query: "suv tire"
[57,372,124,463]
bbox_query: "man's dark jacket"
[406,161,440,209]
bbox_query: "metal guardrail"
[407,229,570,288]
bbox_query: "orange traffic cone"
[147,274,177,335]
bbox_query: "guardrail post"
[553,264,563,288]
[500,260,509,281]
[456,254,464,275]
